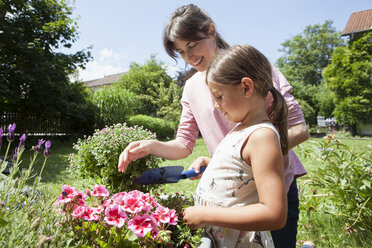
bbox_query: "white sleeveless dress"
[195,123,279,248]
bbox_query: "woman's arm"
[271,65,310,149]
[118,79,200,173]
[118,139,191,173]
[288,122,310,149]
[183,128,287,231]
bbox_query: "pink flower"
[86,188,91,197]
[76,191,88,200]
[127,214,156,238]
[111,192,127,206]
[122,190,145,214]
[93,205,104,215]
[72,206,100,221]
[71,206,86,218]
[83,207,100,221]
[57,185,78,204]
[140,193,158,211]
[91,185,110,198]
[104,204,127,228]
[153,206,170,224]
[150,227,159,238]
[153,206,178,225]
[168,209,178,225]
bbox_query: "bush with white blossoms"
[56,184,178,247]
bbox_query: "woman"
[118,4,309,247]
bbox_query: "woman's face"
[173,35,218,72]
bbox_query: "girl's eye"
[217,95,222,101]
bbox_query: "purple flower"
[43,140,51,157]
[34,139,45,153]
[7,123,16,142]
[0,128,3,148]
[19,134,27,148]
[13,147,19,161]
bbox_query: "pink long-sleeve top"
[176,66,307,192]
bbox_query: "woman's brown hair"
[206,44,289,155]
[163,4,229,61]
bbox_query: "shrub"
[92,86,142,128]
[127,115,176,141]
[298,137,371,234]
[69,123,163,193]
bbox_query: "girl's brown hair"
[206,44,289,155]
[163,4,229,60]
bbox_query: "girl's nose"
[214,101,220,110]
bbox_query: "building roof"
[84,72,127,88]
[341,9,372,36]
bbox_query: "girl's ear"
[209,23,217,38]
[241,77,254,97]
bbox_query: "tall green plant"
[147,81,182,126]
[92,86,141,127]
[299,137,371,234]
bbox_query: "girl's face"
[208,81,248,123]
[173,35,217,72]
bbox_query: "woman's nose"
[214,101,220,110]
[186,50,193,60]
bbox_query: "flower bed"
[56,184,179,247]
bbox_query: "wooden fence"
[0,112,68,135]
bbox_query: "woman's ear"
[209,23,217,38]
[241,77,254,97]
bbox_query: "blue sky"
[68,0,371,81]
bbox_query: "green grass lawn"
[18,135,370,247]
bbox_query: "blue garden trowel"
[133,166,206,185]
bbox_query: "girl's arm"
[118,139,191,173]
[183,128,287,231]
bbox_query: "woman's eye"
[217,95,222,101]
[189,43,198,49]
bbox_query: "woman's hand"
[117,140,155,173]
[187,156,211,179]
[183,206,208,229]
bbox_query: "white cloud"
[165,65,180,78]
[78,49,128,81]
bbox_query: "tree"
[323,32,372,135]
[116,56,182,122]
[0,0,91,133]
[276,20,344,86]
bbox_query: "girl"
[183,44,288,247]
[118,4,309,247]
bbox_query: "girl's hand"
[117,140,154,173]
[183,206,207,229]
[187,156,211,180]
